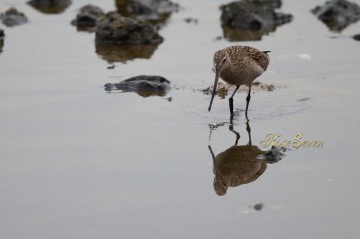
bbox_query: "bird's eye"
[222,57,226,63]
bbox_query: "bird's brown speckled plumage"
[213,45,269,86]
[209,45,270,117]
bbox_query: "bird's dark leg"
[245,85,252,118]
[229,124,240,146]
[245,119,252,146]
[229,85,240,119]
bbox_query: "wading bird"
[208,45,270,118]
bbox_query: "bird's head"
[213,50,229,75]
[215,56,227,73]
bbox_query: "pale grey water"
[1,0,360,238]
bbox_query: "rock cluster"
[220,0,292,29]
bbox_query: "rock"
[95,11,163,44]
[27,0,72,14]
[104,75,171,97]
[116,0,179,24]
[353,34,360,41]
[312,0,360,32]
[0,8,28,27]
[254,203,264,211]
[71,5,104,31]
[0,28,4,38]
[220,0,293,41]
[95,44,159,63]
[221,0,292,28]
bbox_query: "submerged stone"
[220,0,292,41]
[0,8,28,27]
[71,4,105,31]
[312,0,360,32]
[95,11,163,44]
[27,0,71,14]
[104,75,171,97]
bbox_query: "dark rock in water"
[312,0,360,32]
[104,75,171,97]
[353,34,360,41]
[71,5,104,31]
[254,203,264,211]
[116,0,179,25]
[95,11,163,44]
[220,0,293,41]
[96,43,159,63]
[0,8,28,27]
[27,0,72,14]
[0,28,4,38]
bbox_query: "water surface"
[1,0,360,238]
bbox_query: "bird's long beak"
[208,70,220,112]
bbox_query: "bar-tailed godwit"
[208,45,270,118]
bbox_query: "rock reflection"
[222,25,276,42]
[208,121,284,196]
[95,43,159,63]
[27,0,72,14]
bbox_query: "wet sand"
[1,0,360,238]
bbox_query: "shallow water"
[1,0,360,238]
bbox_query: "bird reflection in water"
[208,120,284,196]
